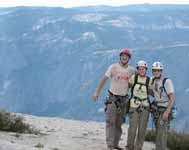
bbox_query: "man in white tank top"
[93,49,135,150]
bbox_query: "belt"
[108,90,128,98]
[133,96,148,102]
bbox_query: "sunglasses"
[152,69,162,72]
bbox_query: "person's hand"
[163,109,170,121]
[92,92,99,102]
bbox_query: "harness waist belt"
[108,90,128,98]
[133,96,148,102]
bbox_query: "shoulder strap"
[151,77,156,86]
[162,78,176,110]
[145,76,150,94]
[131,75,138,97]
[162,78,168,96]
[134,74,138,85]
[131,75,150,97]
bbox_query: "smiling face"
[120,54,130,65]
[137,66,147,76]
[152,69,162,78]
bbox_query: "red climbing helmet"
[119,48,132,58]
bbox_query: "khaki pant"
[126,108,149,150]
[105,95,129,148]
[155,112,169,150]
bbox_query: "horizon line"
[0,3,189,8]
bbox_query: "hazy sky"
[0,0,189,8]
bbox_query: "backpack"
[127,75,150,113]
[131,75,150,99]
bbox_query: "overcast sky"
[0,0,189,8]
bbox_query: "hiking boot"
[107,146,113,150]
[124,146,130,150]
[107,145,123,150]
[113,146,123,150]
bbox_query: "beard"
[120,60,128,66]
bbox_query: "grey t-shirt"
[105,63,135,96]
[151,78,174,107]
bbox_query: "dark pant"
[105,94,129,147]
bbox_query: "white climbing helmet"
[152,61,163,70]
[137,60,148,69]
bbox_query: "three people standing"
[93,49,175,150]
